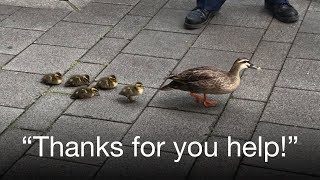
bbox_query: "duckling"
[41,72,63,85]
[119,82,144,102]
[65,74,90,87]
[160,58,261,107]
[95,75,118,90]
[70,87,99,99]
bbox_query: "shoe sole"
[274,13,299,23]
[184,12,216,30]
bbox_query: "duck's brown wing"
[187,72,233,93]
[161,67,229,92]
[171,66,225,83]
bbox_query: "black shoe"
[184,8,217,29]
[265,2,299,23]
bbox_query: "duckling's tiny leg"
[203,94,217,107]
[128,96,134,103]
[190,92,202,103]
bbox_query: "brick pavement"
[0,0,320,179]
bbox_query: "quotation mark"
[281,136,298,157]
[288,136,298,144]
[22,136,33,144]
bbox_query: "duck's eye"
[240,60,250,64]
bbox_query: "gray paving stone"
[251,41,291,70]
[225,0,264,6]
[122,107,216,153]
[0,53,14,67]
[210,5,272,29]
[150,89,230,115]
[92,0,140,5]
[263,19,301,43]
[3,155,98,179]
[300,11,320,34]
[146,8,204,34]
[276,58,320,91]
[0,0,91,10]
[50,62,105,94]
[243,122,320,176]
[0,5,20,15]
[36,21,110,49]
[0,106,24,134]
[0,27,43,55]
[289,33,320,60]
[290,0,311,20]
[129,0,168,17]
[80,38,129,64]
[0,8,70,31]
[175,48,252,73]
[97,53,177,88]
[0,70,48,108]
[27,115,129,165]
[260,87,320,129]
[164,0,195,10]
[64,62,105,80]
[233,69,279,102]
[12,93,73,131]
[107,15,151,40]
[188,136,244,180]
[0,15,8,21]
[3,44,87,74]
[193,25,264,53]
[212,99,265,140]
[95,146,194,179]
[309,0,320,11]
[236,165,319,179]
[0,129,41,176]
[64,3,132,26]
[123,30,197,59]
[64,85,156,123]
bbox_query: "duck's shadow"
[116,97,143,106]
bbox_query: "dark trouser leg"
[197,0,226,11]
[265,0,289,5]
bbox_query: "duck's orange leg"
[203,94,218,107]
[190,92,202,103]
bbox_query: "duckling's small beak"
[249,63,261,70]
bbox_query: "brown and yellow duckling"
[65,74,90,87]
[160,58,261,107]
[70,87,99,99]
[119,82,144,102]
[95,75,118,90]
[41,72,63,85]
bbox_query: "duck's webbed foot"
[190,92,202,103]
[203,94,218,107]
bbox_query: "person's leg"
[265,0,299,23]
[184,0,226,29]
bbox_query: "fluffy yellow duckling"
[65,74,90,87]
[95,75,118,90]
[70,87,99,99]
[119,82,144,102]
[41,72,63,85]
